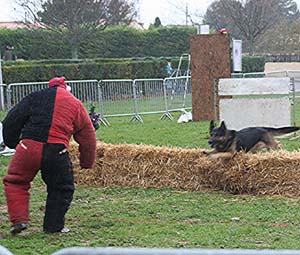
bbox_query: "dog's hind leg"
[263,134,282,150]
[248,141,268,153]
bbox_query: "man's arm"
[2,96,31,148]
[73,105,97,169]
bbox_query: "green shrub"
[242,56,265,73]
[2,55,263,84]
[2,59,172,84]
[0,25,266,83]
[0,26,196,60]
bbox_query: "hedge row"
[0,25,265,83]
[0,25,266,72]
[2,59,171,84]
[0,26,196,60]
[2,56,265,84]
[242,56,265,73]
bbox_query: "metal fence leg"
[131,81,143,123]
[160,78,174,120]
[160,111,173,120]
[130,114,144,123]
[289,77,300,140]
[99,117,110,127]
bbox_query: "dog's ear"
[220,121,227,131]
[209,120,216,134]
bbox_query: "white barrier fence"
[231,70,300,79]
[6,80,99,110]
[231,70,300,94]
[3,77,191,124]
[99,79,135,118]
[0,84,6,111]
[51,248,300,255]
[6,81,48,110]
[3,246,300,255]
[2,71,300,125]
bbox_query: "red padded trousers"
[3,139,43,225]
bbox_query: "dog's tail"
[263,126,300,136]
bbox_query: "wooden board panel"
[219,78,290,95]
[190,34,231,121]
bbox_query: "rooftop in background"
[0,21,42,30]
[128,20,145,30]
[0,20,144,30]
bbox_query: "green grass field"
[1,113,300,255]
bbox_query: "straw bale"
[69,142,300,197]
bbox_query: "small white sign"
[200,25,210,34]
[232,40,242,72]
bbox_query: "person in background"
[165,58,174,90]
[3,45,16,61]
[2,76,96,235]
[166,58,173,77]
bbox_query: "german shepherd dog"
[204,120,299,160]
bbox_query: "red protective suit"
[3,77,96,233]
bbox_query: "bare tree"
[164,0,203,26]
[106,0,137,25]
[255,19,300,53]
[204,0,300,55]
[17,0,138,59]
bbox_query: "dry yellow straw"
[70,142,300,197]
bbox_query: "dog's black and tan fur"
[204,120,299,160]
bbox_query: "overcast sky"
[1,0,300,28]
[139,0,214,27]
[0,0,213,27]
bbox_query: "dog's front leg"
[206,152,234,160]
[203,149,217,156]
[203,149,235,160]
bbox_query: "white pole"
[0,53,2,84]
[0,54,4,110]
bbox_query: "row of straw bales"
[69,142,300,197]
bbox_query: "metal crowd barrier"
[50,247,300,255]
[6,80,99,110]
[0,84,6,111]
[2,77,192,124]
[230,70,300,79]
[2,73,300,125]
[231,72,265,78]
[164,76,192,111]
[99,79,135,118]
[230,70,300,94]
[265,70,288,77]
[286,70,300,78]
[98,77,191,123]
[134,78,165,115]
[3,246,300,255]
[66,79,99,104]
[7,81,48,109]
